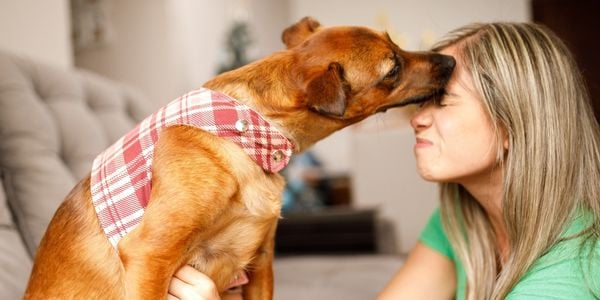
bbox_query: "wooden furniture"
[532,0,600,122]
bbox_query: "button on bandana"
[90,88,293,247]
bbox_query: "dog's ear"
[282,17,321,49]
[306,62,349,118]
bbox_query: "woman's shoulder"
[507,240,600,299]
[418,207,455,260]
[507,210,600,299]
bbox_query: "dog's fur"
[25,17,454,299]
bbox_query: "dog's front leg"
[117,126,239,299]
[243,222,278,300]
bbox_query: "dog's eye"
[384,64,400,80]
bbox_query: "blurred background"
[1,0,598,299]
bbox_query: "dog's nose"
[431,54,455,77]
[432,54,455,69]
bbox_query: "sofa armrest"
[0,169,32,299]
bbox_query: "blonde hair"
[432,23,600,299]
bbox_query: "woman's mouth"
[415,137,433,148]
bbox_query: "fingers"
[168,265,220,300]
[175,265,214,286]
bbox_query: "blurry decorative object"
[282,151,327,212]
[375,10,407,49]
[71,0,112,52]
[419,30,437,50]
[217,21,255,74]
[281,151,352,213]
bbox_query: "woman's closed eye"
[418,94,448,108]
[433,97,447,107]
[433,89,458,106]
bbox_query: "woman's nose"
[410,104,433,130]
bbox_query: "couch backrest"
[0,49,152,273]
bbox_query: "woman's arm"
[376,242,457,300]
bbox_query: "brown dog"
[24,17,454,299]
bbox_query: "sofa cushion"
[0,50,152,256]
[0,170,33,299]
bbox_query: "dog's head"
[207,17,454,151]
[278,17,454,150]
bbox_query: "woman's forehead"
[440,46,482,103]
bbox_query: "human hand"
[168,265,220,300]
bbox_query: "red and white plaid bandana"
[90,88,293,247]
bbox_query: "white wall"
[74,0,188,109]
[74,0,290,109]
[0,0,72,68]
[289,0,530,50]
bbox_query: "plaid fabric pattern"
[91,88,293,247]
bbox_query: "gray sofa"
[0,49,152,299]
[0,50,402,300]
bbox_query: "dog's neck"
[204,53,351,153]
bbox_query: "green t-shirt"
[419,208,600,299]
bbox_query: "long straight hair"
[431,23,600,299]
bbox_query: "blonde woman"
[377,22,600,299]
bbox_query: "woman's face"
[410,46,505,185]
